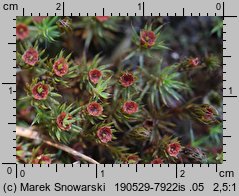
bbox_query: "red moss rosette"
[167,142,181,157]
[22,48,39,66]
[88,69,102,84]
[31,82,49,100]
[140,30,156,48]
[122,101,138,114]
[53,58,69,77]
[16,23,29,40]
[97,126,112,143]
[119,72,135,87]
[87,102,103,116]
[56,112,73,131]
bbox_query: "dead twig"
[16,126,99,164]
